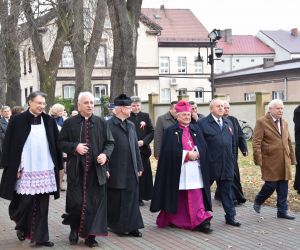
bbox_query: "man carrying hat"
[107,94,144,237]
[150,100,212,233]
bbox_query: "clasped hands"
[188,150,199,161]
[76,143,107,165]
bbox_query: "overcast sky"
[142,0,299,35]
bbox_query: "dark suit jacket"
[58,114,115,186]
[107,116,143,189]
[197,114,235,181]
[128,111,154,157]
[0,110,62,200]
[294,105,300,144]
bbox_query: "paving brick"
[1,169,300,249]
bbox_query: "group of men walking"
[0,90,298,248]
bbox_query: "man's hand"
[97,153,107,166]
[189,150,199,161]
[76,143,89,155]
[138,140,144,147]
[138,171,143,177]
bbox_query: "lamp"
[194,48,204,63]
[208,29,222,99]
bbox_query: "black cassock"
[107,117,144,234]
[58,116,114,238]
[128,111,154,201]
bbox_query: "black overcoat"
[293,105,300,190]
[58,114,115,186]
[0,110,62,200]
[197,114,235,181]
[107,116,143,189]
[128,111,154,157]
[150,123,212,214]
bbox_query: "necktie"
[275,119,281,134]
[217,119,222,129]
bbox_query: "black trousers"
[9,192,50,243]
[255,180,288,214]
[294,143,300,191]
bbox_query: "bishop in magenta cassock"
[150,100,213,233]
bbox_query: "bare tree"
[70,0,107,103]
[107,0,142,100]
[23,0,72,106]
[0,0,22,107]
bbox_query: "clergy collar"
[179,123,190,129]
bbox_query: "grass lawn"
[150,141,300,212]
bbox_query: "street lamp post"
[207,29,223,100]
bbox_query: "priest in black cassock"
[58,92,115,248]
[128,96,154,206]
[0,91,62,247]
[107,94,144,237]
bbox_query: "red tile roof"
[217,35,274,55]
[142,8,209,43]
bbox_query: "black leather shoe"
[129,230,142,237]
[139,200,145,206]
[36,241,54,247]
[253,202,261,213]
[197,220,213,234]
[277,213,295,220]
[16,229,25,241]
[225,218,241,227]
[85,237,99,248]
[69,229,78,245]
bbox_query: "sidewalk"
[0,174,299,249]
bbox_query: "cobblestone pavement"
[0,171,300,249]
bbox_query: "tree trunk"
[107,0,142,101]
[23,0,72,107]
[71,0,107,103]
[0,0,7,106]
[0,0,21,107]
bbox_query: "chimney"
[291,28,298,36]
[222,29,232,43]
[263,58,274,68]
[160,5,164,10]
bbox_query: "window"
[251,59,255,62]
[23,50,27,75]
[272,90,285,100]
[236,59,240,62]
[161,88,170,103]
[177,57,186,73]
[134,83,138,96]
[178,88,187,96]
[28,47,32,73]
[160,57,169,73]
[29,86,33,93]
[61,46,74,67]
[194,58,203,73]
[25,88,28,100]
[195,87,204,100]
[94,85,107,104]
[63,85,75,99]
[244,93,256,101]
[95,46,106,67]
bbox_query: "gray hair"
[78,92,94,103]
[27,91,47,102]
[130,96,141,103]
[1,105,10,112]
[209,98,224,109]
[268,99,284,110]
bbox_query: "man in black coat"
[107,94,144,237]
[215,101,248,204]
[58,92,115,248]
[293,105,300,193]
[128,96,154,206]
[198,98,241,227]
[0,91,62,247]
[150,100,212,233]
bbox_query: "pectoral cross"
[187,138,193,148]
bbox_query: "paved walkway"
[0,172,300,249]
